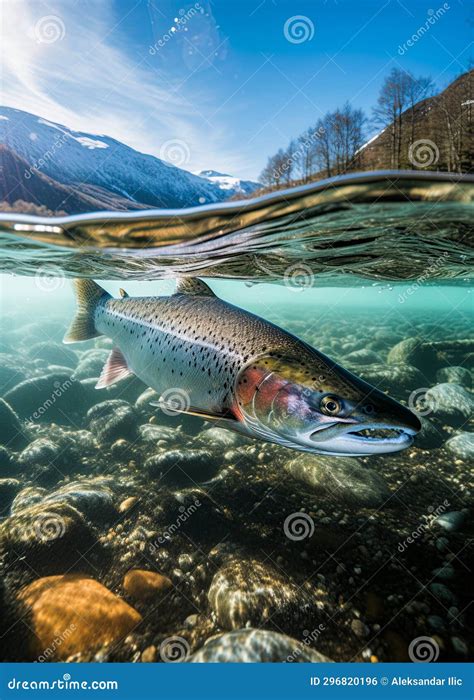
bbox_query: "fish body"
[64,278,420,456]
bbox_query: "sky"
[1,0,472,180]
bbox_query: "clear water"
[0,172,472,663]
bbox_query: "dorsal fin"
[119,288,129,298]
[175,278,216,297]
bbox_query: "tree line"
[259,68,473,187]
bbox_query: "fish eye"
[320,395,342,416]
[363,403,375,415]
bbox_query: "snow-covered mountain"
[0,107,257,213]
[197,169,260,196]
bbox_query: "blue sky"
[2,0,472,179]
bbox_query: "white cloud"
[0,0,252,176]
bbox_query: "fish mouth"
[309,422,417,455]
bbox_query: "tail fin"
[63,279,110,344]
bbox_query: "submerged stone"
[0,478,21,515]
[0,398,29,449]
[1,501,96,572]
[284,454,391,507]
[387,337,440,377]
[27,341,78,369]
[208,558,316,632]
[434,511,466,533]
[18,575,142,660]
[146,449,220,484]
[445,432,474,460]
[357,363,424,397]
[190,628,332,663]
[87,400,139,443]
[424,383,473,427]
[414,417,447,449]
[123,569,172,601]
[436,366,472,389]
[4,373,89,424]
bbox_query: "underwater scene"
[0,173,472,664]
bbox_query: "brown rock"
[118,496,139,513]
[141,645,157,662]
[19,574,142,660]
[123,569,172,601]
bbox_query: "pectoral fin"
[150,398,235,424]
[96,348,134,388]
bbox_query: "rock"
[427,615,445,632]
[429,583,457,606]
[0,399,29,449]
[445,432,474,460]
[135,387,160,412]
[0,354,26,393]
[146,449,220,485]
[414,417,447,449]
[451,636,468,656]
[199,427,240,448]
[18,574,142,660]
[17,438,71,483]
[190,629,332,663]
[4,373,90,424]
[1,502,96,572]
[87,400,139,443]
[432,564,455,580]
[123,569,172,601]
[11,486,47,514]
[284,454,391,508]
[387,338,440,377]
[139,424,179,443]
[436,366,471,389]
[36,479,117,523]
[27,341,78,369]
[73,349,109,380]
[0,445,18,476]
[357,364,425,397]
[351,619,369,638]
[345,349,383,365]
[434,511,466,533]
[119,496,139,513]
[141,645,157,662]
[424,384,473,427]
[0,478,21,515]
[208,559,316,632]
